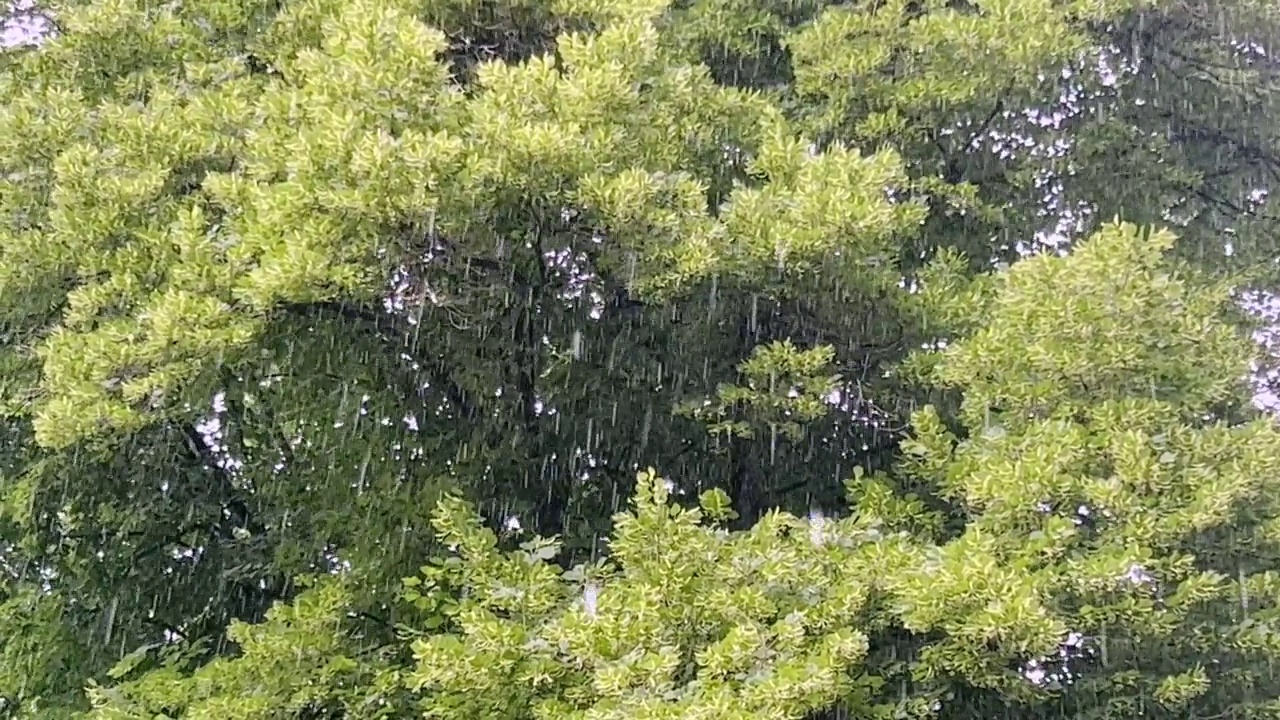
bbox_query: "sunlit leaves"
[407,468,877,719]
[786,0,1143,142]
[926,222,1254,429]
[5,0,1279,716]
[678,340,840,441]
[86,577,407,719]
[896,222,1280,711]
[5,0,916,446]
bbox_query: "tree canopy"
[3,0,1280,716]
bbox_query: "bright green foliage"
[677,340,840,442]
[409,471,875,719]
[3,0,1280,715]
[898,223,1280,714]
[928,223,1252,427]
[0,0,921,450]
[788,0,1143,144]
[85,577,409,719]
[86,223,1280,719]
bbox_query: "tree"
[87,223,1280,719]
[2,0,1280,716]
